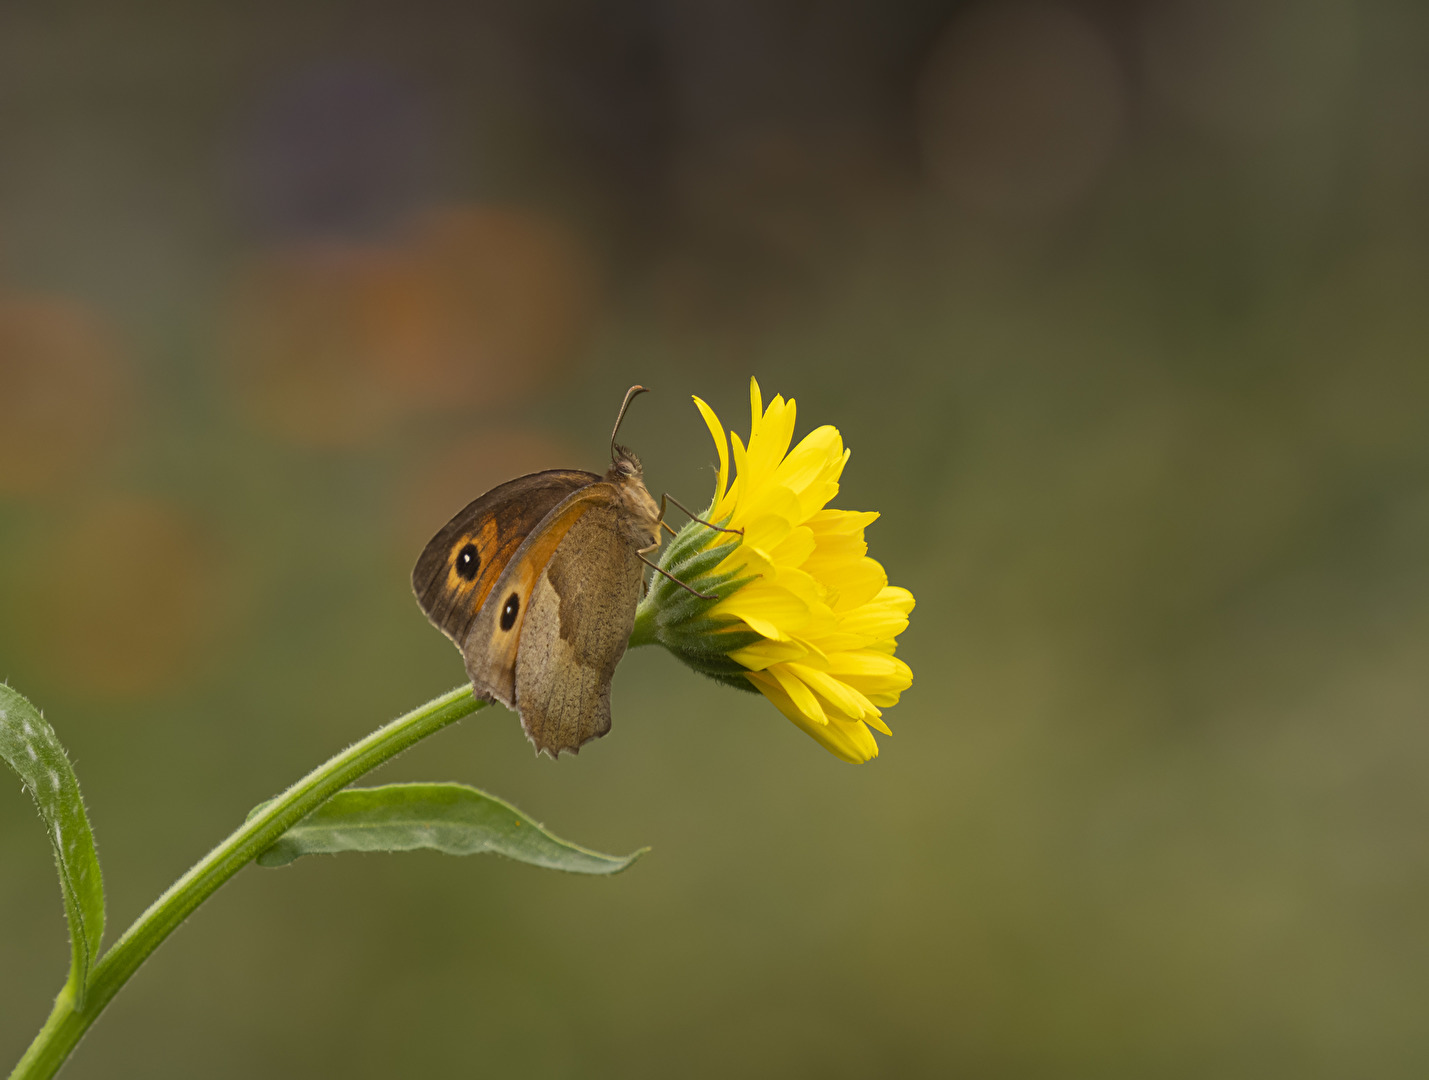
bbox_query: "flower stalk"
[11,686,483,1080]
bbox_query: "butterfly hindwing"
[411,469,599,646]
[513,499,646,755]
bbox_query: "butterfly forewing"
[455,484,618,710]
[411,469,598,645]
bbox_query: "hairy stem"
[11,685,484,1080]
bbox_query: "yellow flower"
[635,378,914,763]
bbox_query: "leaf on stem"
[251,782,646,874]
[0,684,105,1008]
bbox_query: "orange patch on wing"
[493,486,612,643]
[443,515,508,606]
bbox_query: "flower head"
[633,379,914,762]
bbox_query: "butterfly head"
[608,445,643,480]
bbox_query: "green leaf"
[251,782,646,874]
[0,684,105,1008]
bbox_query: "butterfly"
[412,386,735,757]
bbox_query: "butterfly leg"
[638,550,717,600]
[654,495,681,535]
[659,493,744,535]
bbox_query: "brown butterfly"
[412,386,735,757]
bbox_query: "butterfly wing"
[458,483,644,755]
[514,500,645,755]
[411,469,599,646]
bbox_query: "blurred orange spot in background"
[0,294,128,495]
[399,206,597,406]
[226,244,432,447]
[18,496,230,699]
[225,205,597,448]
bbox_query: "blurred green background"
[3,1,1428,1076]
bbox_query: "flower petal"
[826,556,888,613]
[737,502,801,556]
[743,396,797,504]
[819,715,881,763]
[773,424,842,488]
[746,672,879,762]
[734,482,804,536]
[729,637,811,670]
[862,711,893,737]
[875,586,915,614]
[785,661,880,724]
[765,665,828,726]
[825,649,914,699]
[713,580,813,641]
[770,524,816,571]
[803,509,877,577]
[832,587,916,647]
[716,430,749,524]
[807,508,880,537]
[693,395,729,512]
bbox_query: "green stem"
[11,685,484,1080]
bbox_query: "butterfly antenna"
[611,385,650,462]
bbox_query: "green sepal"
[693,669,762,694]
[645,539,741,613]
[663,535,740,579]
[663,515,735,566]
[659,626,764,659]
[631,513,773,690]
[675,653,767,684]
